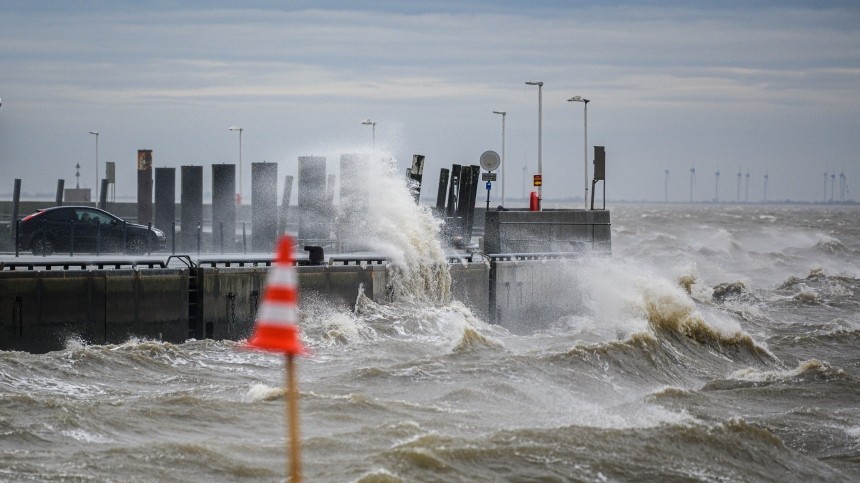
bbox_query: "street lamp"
[525,81,543,207]
[228,126,243,203]
[360,118,376,147]
[89,131,99,201]
[492,111,506,206]
[568,96,589,209]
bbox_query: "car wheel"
[31,237,55,255]
[127,235,147,255]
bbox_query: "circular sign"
[480,150,501,171]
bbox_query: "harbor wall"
[0,261,489,353]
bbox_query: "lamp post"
[492,111,506,206]
[228,126,243,203]
[525,81,543,207]
[568,96,589,209]
[360,118,376,147]
[88,131,99,201]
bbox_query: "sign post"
[480,150,501,211]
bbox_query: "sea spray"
[338,151,451,304]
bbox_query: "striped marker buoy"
[248,235,305,355]
[247,235,306,481]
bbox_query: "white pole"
[228,126,243,203]
[239,128,243,203]
[583,100,588,209]
[493,111,507,206]
[567,97,590,208]
[526,82,543,209]
[89,131,99,200]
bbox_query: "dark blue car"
[17,206,166,255]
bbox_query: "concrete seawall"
[0,261,489,353]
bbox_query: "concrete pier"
[0,256,490,353]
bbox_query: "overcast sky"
[1,0,858,204]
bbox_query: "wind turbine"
[714,165,720,203]
[737,167,742,202]
[840,170,847,201]
[824,171,829,202]
[831,173,836,201]
[745,171,750,202]
[763,172,769,202]
[664,168,670,203]
[689,166,696,203]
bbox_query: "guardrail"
[487,252,583,262]
[0,253,477,271]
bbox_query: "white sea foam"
[244,383,283,402]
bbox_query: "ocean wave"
[777,268,859,307]
[814,235,845,254]
[728,359,848,384]
[364,418,839,482]
[451,326,503,353]
[639,278,770,357]
[244,383,284,402]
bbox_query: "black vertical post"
[455,165,472,236]
[252,162,278,253]
[11,179,21,245]
[42,219,48,257]
[180,166,203,253]
[154,167,176,235]
[197,221,201,255]
[56,179,65,206]
[465,165,481,241]
[297,156,327,245]
[220,221,224,254]
[147,222,152,255]
[242,223,247,254]
[407,154,425,204]
[280,175,294,236]
[99,179,109,209]
[436,168,449,214]
[212,164,236,252]
[171,221,176,255]
[15,220,20,257]
[69,220,75,256]
[446,165,461,219]
[137,150,154,226]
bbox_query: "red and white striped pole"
[247,236,305,482]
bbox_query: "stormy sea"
[2,198,859,481]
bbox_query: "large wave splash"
[566,258,773,360]
[338,151,451,305]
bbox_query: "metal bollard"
[15,219,20,257]
[242,222,247,254]
[69,220,75,257]
[96,220,101,255]
[42,219,48,257]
